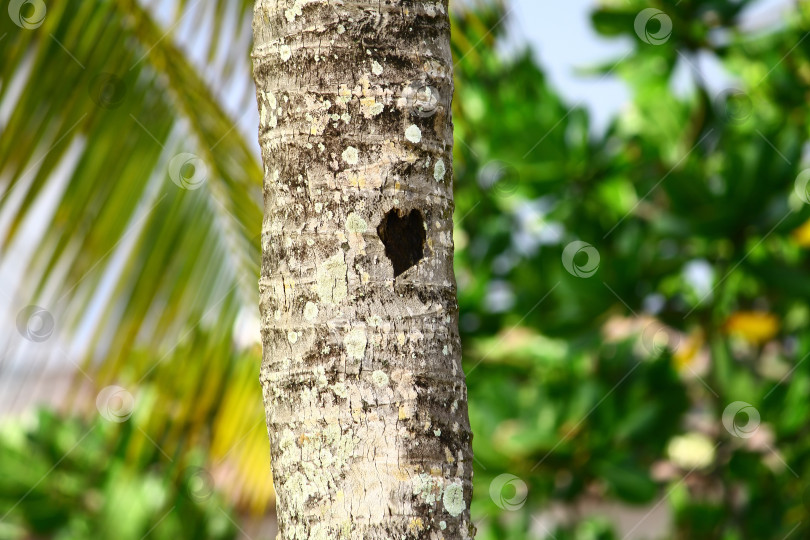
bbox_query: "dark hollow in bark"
[377,208,426,277]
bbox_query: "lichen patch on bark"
[405,124,423,143]
[343,328,367,360]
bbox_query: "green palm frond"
[0,0,268,513]
[0,0,261,384]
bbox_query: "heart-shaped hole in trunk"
[377,209,426,278]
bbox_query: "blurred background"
[1,0,809,538]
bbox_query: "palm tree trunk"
[252,1,474,537]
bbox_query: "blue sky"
[508,0,792,132]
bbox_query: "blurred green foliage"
[4,0,810,538]
[452,1,810,538]
[0,409,236,540]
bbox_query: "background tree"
[251,0,474,537]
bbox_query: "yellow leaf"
[673,331,703,372]
[792,219,810,247]
[724,311,779,345]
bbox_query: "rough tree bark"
[252,1,474,538]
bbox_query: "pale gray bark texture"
[252,1,474,538]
